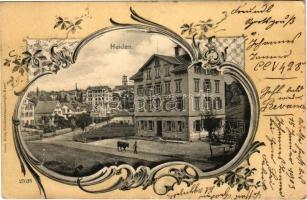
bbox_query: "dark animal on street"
[117,141,129,152]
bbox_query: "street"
[25,126,233,176]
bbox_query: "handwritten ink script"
[167,184,261,200]
[228,2,305,199]
[262,116,306,197]
[186,2,306,199]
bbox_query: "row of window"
[194,66,219,75]
[87,97,105,101]
[146,61,171,80]
[21,112,33,117]
[85,94,108,98]
[137,80,182,96]
[22,104,34,110]
[137,97,184,112]
[194,96,222,111]
[194,79,220,93]
[137,96,222,112]
[193,119,222,132]
[145,62,220,80]
[87,90,106,94]
[137,78,221,96]
[22,119,35,125]
[138,120,185,132]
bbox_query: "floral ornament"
[6,76,23,88]
[22,50,48,76]
[213,141,265,191]
[180,11,228,39]
[180,23,197,35]
[54,17,82,38]
[3,49,48,76]
[201,37,227,67]
[46,45,74,73]
[3,59,11,67]
[190,36,228,69]
[213,167,262,192]
[3,43,74,91]
[214,167,262,192]
[53,7,92,38]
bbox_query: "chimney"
[174,45,186,57]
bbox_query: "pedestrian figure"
[133,141,138,154]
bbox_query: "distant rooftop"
[35,100,60,114]
[113,85,134,90]
[87,85,111,91]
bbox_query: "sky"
[30,30,177,91]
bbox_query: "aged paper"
[1,1,306,199]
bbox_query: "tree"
[121,90,134,110]
[202,117,222,158]
[75,113,92,132]
[54,114,67,129]
[68,116,76,130]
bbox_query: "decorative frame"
[12,8,263,198]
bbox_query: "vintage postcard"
[0,1,306,199]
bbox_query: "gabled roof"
[155,54,182,65]
[35,101,60,114]
[130,53,191,81]
[130,71,143,81]
[25,97,36,104]
[114,85,134,90]
[87,85,111,91]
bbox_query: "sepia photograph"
[19,30,250,177]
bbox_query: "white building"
[20,98,35,126]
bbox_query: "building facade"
[20,98,35,126]
[130,45,225,141]
[34,100,63,126]
[83,85,112,118]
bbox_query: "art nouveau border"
[11,8,261,198]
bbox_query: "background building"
[83,85,112,118]
[20,98,35,126]
[34,100,63,127]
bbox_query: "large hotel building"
[130,45,225,141]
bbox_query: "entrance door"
[157,121,162,136]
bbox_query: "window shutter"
[193,121,196,131]
[220,98,222,109]
[213,99,216,109]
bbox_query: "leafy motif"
[180,11,228,39]
[213,141,265,192]
[214,167,262,192]
[53,8,91,38]
[180,23,196,35]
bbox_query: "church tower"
[122,75,128,86]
